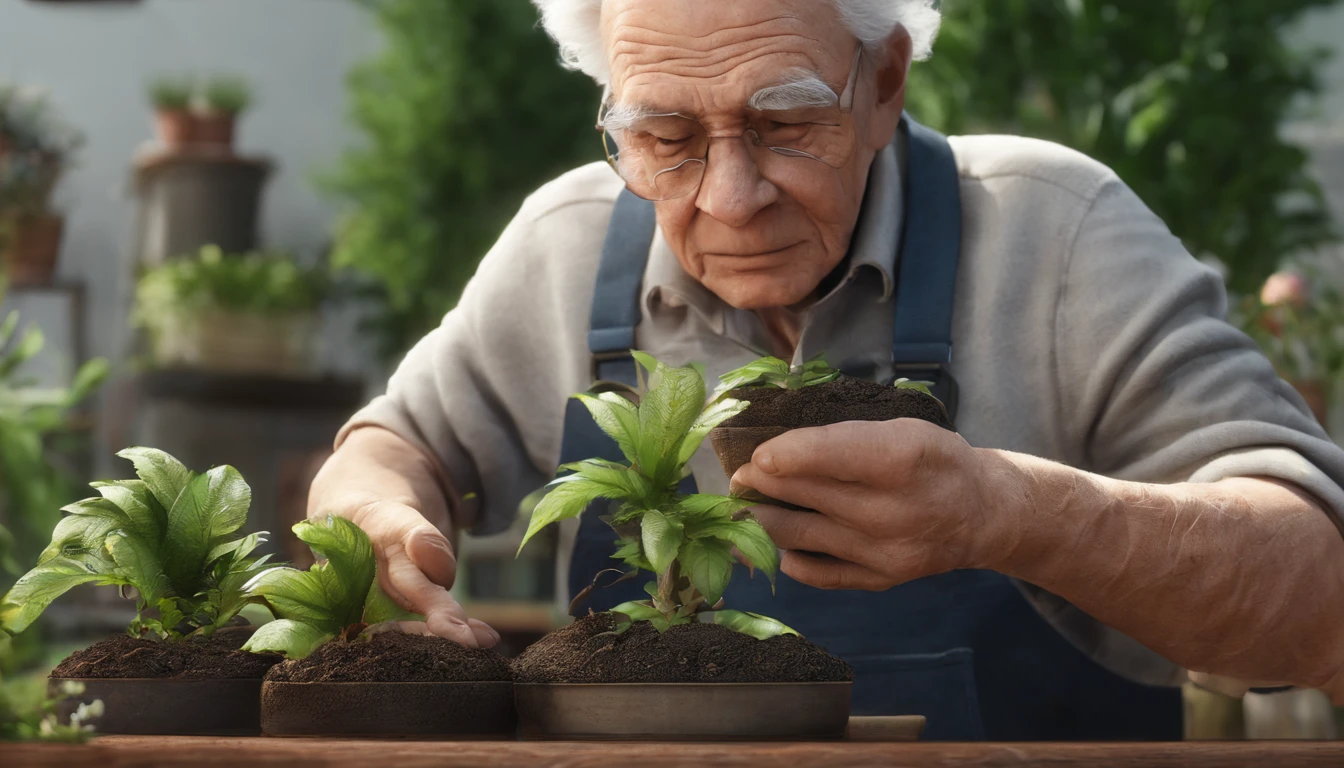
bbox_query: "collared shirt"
[341,135,1344,690]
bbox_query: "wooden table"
[6,736,1343,767]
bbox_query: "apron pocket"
[845,648,985,741]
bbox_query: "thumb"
[406,524,457,589]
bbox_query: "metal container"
[515,682,853,741]
[261,681,517,738]
[50,678,263,736]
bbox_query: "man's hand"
[729,419,1018,591]
[309,427,499,649]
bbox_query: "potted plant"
[134,244,330,376]
[708,356,953,495]
[192,75,251,151]
[0,447,283,735]
[247,515,515,737]
[0,84,82,286]
[512,352,853,740]
[148,76,195,148]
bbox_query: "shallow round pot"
[516,682,852,741]
[709,425,789,482]
[50,678,263,736]
[262,681,516,738]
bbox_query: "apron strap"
[891,115,963,422]
[588,188,656,386]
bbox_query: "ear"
[863,25,915,152]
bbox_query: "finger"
[468,618,502,649]
[380,539,478,648]
[781,550,894,591]
[752,505,874,566]
[406,524,458,589]
[395,621,435,635]
[750,420,938,484]
[732,468,870,522]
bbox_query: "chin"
[703,272,815,311]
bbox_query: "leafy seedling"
[0,448,277,641]
[712,353,841,399]
[519,351,797,640]
[892,378,935,397]
[242,515,418,659]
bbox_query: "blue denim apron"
[560,117,1182,741]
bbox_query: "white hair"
[532,0,942,86]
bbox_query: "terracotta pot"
[191,111,236,150]
[0,213,64,286]
[155,109,195,147]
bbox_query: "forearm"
[310,426,455,535]
[981,449,1344,700]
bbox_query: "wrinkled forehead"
[601,0,855,115]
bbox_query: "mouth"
[704,242,804,263]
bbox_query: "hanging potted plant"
[192,75,251,152]
[0,84,82,286]
[513,353,853,740]
[249,515,516,737]
[148,76,195,148]
[134,244,331,377]
[0,447,284,735]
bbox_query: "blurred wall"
[0,0,380,376]
[1292,5,1344,225]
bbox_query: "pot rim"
[49,676,265,685]
[513,681,851,688]
[263,679,514,687]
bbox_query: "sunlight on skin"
[601,0,912,316]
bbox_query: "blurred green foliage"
[906,0,1341,294]
[135,244,331,322]
[325,0,602,361]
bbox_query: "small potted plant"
[0,84,82,286]
[192,75,251,151]
[513,352,853,740]
[134,244,330,376]
[709,356,953,491]
[0,447,283,735]
[148,76,194,148]
[248,515,516,737]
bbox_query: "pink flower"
[1261,271,1309,308]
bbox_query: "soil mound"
[266,631,512,683]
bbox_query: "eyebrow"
[747,69,840,111]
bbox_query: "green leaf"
[206,531,264,566]
[363,578,421,624]
[610,537,653,572]
[162,465,252,595]
[241,619,334,659]
[559,458,651,501]
[689,518,780,584]
[39,507,123,567]
[1,559,113,635]
[117,447,194,512]
[713,357,790,397]
[91,481,163,546]
[640,509,684,576]
[519,474,622,553]
[244,566,342,635]
[893,378,934,396]
[0,326,44,378]
[678,494,757,522]
[609,600,664,625]
[680,537,734,606]
[573,392,640,464]
[635,359,707,484]
[711,610,799,640]
[677,397,749,466]
[294,516,375,626]
[106,531,171,607]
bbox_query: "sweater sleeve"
[336,167,619,535]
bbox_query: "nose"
[694,136,778,227]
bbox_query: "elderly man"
[310,0,1344,740]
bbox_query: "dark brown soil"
[266,631,513,683]
[512,613,852,684]
[722,376,952,430]
[50,627,280,680]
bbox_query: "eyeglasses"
[597,47,863,202]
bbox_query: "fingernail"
[489,627,502,643]
[755,448,778,474]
